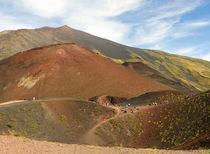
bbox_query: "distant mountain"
[0,43,167,102]
[0,25,209,92]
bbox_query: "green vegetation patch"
[60,114,67,121]
[7,123,13,128]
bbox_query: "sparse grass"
[0,112,5,116]
[159,93,209,147]
[23,119,28,123]
[10,118,16,122]
[60,114,67,121]
[93,47,210,92]
[92,49,124,64]
[109,119,116,125]
[27,113,32,117]
[95,126,102,135]
[30,124,37,129]
[19,107,26,112]
[18,138,29,142]
[8,130,21,136]
[115,143,123,147]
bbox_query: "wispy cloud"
[172,47,201,55]
[171,20,210,39]
[0,0,209,61]
[148,0,201,21]
[128,0,203,46]
[186,21,210,28]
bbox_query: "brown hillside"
[0,99,115,144]
[91,90,210,149]
[0,43,169,102]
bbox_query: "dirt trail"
[81,104,159,145]
[0,100,26,106]
[81,105,121,145]
[0,98,91,107]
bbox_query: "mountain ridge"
[0,25,209,92]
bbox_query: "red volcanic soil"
[0,43,169,102]
[89,95,127,106]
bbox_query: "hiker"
[32,97,35,101]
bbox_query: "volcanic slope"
[0,99,116,144]
[121,90,188,106]
[122,62,193,93]
[89,90,210,149]
[0,26,209,92]
[0,43,169,102]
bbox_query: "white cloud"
[185,21,210,28]
[64,16,131,42]
[13,0,143,42]
[18,0,142,18]
[0,13,32,31]
[18,0,69,18]
[202,53,210,61]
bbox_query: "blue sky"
[0,0,210,61]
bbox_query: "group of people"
[122,104,136,113]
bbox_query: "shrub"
[7,123,13,128]
[60,114,67,121]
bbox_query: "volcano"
[0,43,169,102]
